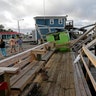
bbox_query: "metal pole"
[17,19,24,33]
[18,20,20,33]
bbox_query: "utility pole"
[17,19,24,33]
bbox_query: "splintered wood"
[40,52,76,96]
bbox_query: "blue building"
[34,16,68,40]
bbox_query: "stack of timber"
[70,24,96,95]
[71,23,96,52]
[72,52,92,96]
[0,42,55,96]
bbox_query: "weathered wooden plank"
[72,25,96,46]
[33,73,42,83]
[53,55,63,96]
[0,42,54,96]
[13,56,32,68]
[72,52,92,96]
[78,62,92,96]
[0,58,19,67]
[43,53,61,96]
[91,67,96,81]
[0,67,19,74]
[42,51,54,61]
[41,52,76,96]
[17,51,31,60]
[82,45,96,67]
[86,38,96,48]
[32,49,46,54]
[0,67,19,96]
[11,68,36,90]
[11,61,45,91]
[39,54,57,96]
[75,63,87,96]
[80,53,96,91]
[64,55,70,90]
[0,42,50,67]
[0,52,31,67]
[59,88,64,96]
[67,53,76,96]
[10,61,38,86]
[60,53,67,96]
[72,52,83,96]
[0,70,4,75]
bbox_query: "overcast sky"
[0,0,96,33]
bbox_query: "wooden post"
[86,60,91,81]
[0,73,5,96]
[0,67,19,96]
[37,54,42,61]
[4,73,10,96]
[31,53,36,62]
[31,48,47,61]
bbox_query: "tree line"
[0,24,13,32]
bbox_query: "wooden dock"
[0,36,96,96]
[40,52,76,96]
[38,52,92,96]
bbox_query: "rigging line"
[43,0,45,17]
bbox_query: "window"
[58,18,63,24]
[54,34,60,41]
[50,19,54,24]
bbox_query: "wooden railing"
[0,42,54,66]
[80,38,96,91]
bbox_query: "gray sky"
[0,0,96,33]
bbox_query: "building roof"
[34,15,68,19]
[0,31,20,35]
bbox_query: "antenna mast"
[43,0,45,17]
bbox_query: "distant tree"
[0,24,14,32]
[7,28,13,32]
[0,24,4,29]
[0,24,15,33]
[0,24,4,31]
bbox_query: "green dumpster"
[46,30,70,52]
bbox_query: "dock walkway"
[39,52,92,96]
[0,42,94,96]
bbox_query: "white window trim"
[50,19,54,25]
[58,18,63,24]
